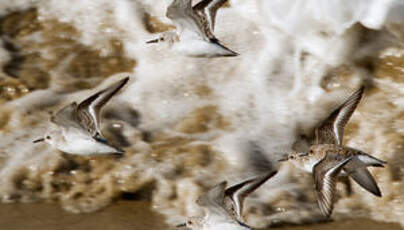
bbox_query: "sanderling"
[177,171,278,229]
[279,87,386,217]
[33,77,130,156]
[146,0,238,58]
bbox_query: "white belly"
[56,131,117,155]
[174,39,234,57]
[204,223,250,230]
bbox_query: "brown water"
[0,201,402,230]
[1,3,404,230]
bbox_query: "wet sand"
[270,219,403,230]
[0,201,402,230]
[0,201,169,230]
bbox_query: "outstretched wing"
[315,87,364,145]
[350,167,382,197]
[313,154,353,217]
[224,171,277,222]
[50,102,82,130]
[76,77,129,138]
[197,181,229,216]
[343,153,385,197]
[166,0,214,40]
[225,171,278,221]
[193,0,228,32]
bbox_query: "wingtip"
[107,76,130,94]
[225,170,277,201]
[210,39,239,57]
[112,150,125,158]
[218,180,228,189]
[355,86,365,99]
[351,86,365,101]
[111,145,126,157]
[369,181,383,197]
[227,50,239,57]
[121,76,130,85]
[222,49,239,57]
[374,189,382,197]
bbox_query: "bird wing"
[224,171,278,221]
[75,77,129,139]
[193,0,228,32]
[315,87,364,145]
[166,0,214,41]
[349,167,382,197]
[50,102,83,131]
[313,154,353,217]
[343,153,385,197]
[197,181,229,217]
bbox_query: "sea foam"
[0,0,403,227]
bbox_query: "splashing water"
[0,0,404,228]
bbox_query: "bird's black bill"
[33,138,45,143]
[278,156,289,162]
[298,153,309,157]
[146,39,159,44]
[176,223,186,228]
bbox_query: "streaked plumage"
[147,0,238,57]
[315,86,364,145]
[279,87,386,217]
[33,77,129,156]
[313,154,353,217]
[223,171,278,224]
[178,171,278,229]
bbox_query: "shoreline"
[0,201,402,230]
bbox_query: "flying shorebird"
[279,87,387,217]
[146,0,238,57]
[33,77,129,156]
[177,171,278,230]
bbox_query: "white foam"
[0,0,403,227]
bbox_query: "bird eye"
[46,136,51,140]
[290,155,295,159]
[187,221,192,225]
[309,150,313,155]
[160,37,165,41]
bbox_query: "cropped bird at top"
[146,0,238,58]
[177,171,278,230]
[33,77,130,156]
[279,87,387,218]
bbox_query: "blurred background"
[0,0,404,229]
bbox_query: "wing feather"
[193,0,228,32]
[314,155,353,217]
[166,0,214,40]
[224,171,277,221]
[349,167,382,197]
[196,181,229,217]
[315,87,364,145]
[76,77,129,138]
[50,102,82,130]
